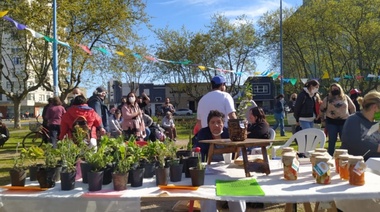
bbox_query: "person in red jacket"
[59,95,105,148]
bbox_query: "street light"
[52,0,58,97]
[280,0,284,95]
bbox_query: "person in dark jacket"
[341,91,380,161]
[0,121,10,147]
[87,86,110,133]
[247,107,270,139]
[273,94,285,136]
[294,79,320,130]
[349,88,361,112]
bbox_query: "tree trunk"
[13,99,22,129]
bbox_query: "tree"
[0,0,148,128]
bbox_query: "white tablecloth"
[1,159,380,211]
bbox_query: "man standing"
[137,92,151,116]
[87,86,110,132]
[161,97,175,115]
[196,75,237,130]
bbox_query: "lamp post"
[52,0,59,97]
[280,0,284,95]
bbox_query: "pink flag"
[78,44,92,55]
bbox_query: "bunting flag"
[322,71,329,79]
[271,73,280,80]
[3,16,26,30]
[344,75,353,79]
[367,74,376,78]
[333,77,340,82]
[115,51,125,56]
[93,47,109,55]
[290,78,297,85]
[78,44,92,55]
[198,66,206,71]
[0,11,9,18]
[25,28,44,38]
[355,76,364,80]
[301,78,308,84]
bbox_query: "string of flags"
[0,10,241,75]
[2,10,378,84]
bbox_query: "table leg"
[207,144,214,165]
[188,200,194,212]
[241,147,251,177]
[261,146,271,173]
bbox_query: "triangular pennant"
[3,16,26,30]
[367,74,376,78]
[235,72,243,76]
[271,73,280,80]
[290,78,297,85]
[301,78,308,84]
[322,71,329,79]
[115,51,125,56]
[0,11,9,18]
[355,75,363,80]
[25,28,44,38]
[57,40,70,48]
[344,75,353,79]
[132,53,142,59]
[93,47,109,54]
[283,79,290,83]
[333,77,340,82]
[78,44,92,55]
[198,66,206,71]
[144,55,157,61]
[43,36,54,42]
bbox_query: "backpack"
[71,116,92,144]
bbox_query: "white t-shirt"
[197,90,236,128]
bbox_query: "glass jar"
[348,156,366,186]
[314,156,331,184]
[333,149,348,174]
[338,154,350,180]
[310,152,325,178]
[282,152,298,180]
[281,147,294,155]
[315,148,328,154]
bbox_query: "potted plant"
[154,142,170,186]
[24,146,44,181]
[57,138,81,190]
[84,146,108,191]
[126,140,145,187]
[9,148,27,186]
[112,145,132,191]
[167,141,183,182]
[37,143,59,188]
[176,134,193,158]
[189,147,206,186]
[228,84,251,141]
[141,141,158,178]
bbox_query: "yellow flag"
[115,51,125,56]
[322,71,329,79]
[198,66,206,71]
[0,11,9,18]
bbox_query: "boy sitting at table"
[195,110,246,212]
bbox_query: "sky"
[88,0,304,96]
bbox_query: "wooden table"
[199,138,274,177]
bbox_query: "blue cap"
[211,75,226,84]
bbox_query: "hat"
[350,89,361,95]
[211,75,226,85]
[96,86,107,93]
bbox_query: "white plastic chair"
[250,128,276,155]
[271,128,326,159]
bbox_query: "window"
[13,57,21,65]
[253,84,269,94]
[28,93,35,101]
[39,94,44,102]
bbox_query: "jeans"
[326,122,343,156]
[145,127,151,141]
[48,124,60,149]
[273,114,285,136]
[299,120,314,130]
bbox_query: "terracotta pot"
[112,172,128,191]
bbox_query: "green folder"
[216,179,265,196]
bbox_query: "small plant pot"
[54,165,63,182]
[169,163,183,182]
[37,167,57,188]
[60,171,76,191]
[141,162,156,178]
[29,164,43,181]
[102,164,114,185]
[228,119,247,141]
[112,172,128,191]
[184,157,198,178]
[129,167,145,187]
[176,150,192,158]
[9,169,26,187]
[80,162,91,184]
[155,167,169,186]
[189,167,205,186]
[87,171,104,191]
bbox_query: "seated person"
[108,109,123,138]
[196,110,246,212]
[247,107,270,139]
[142,113,153,141]
[161,111,177,141]
[341,91,380,161]
[196,110,229,162]
[0,121,10,147]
